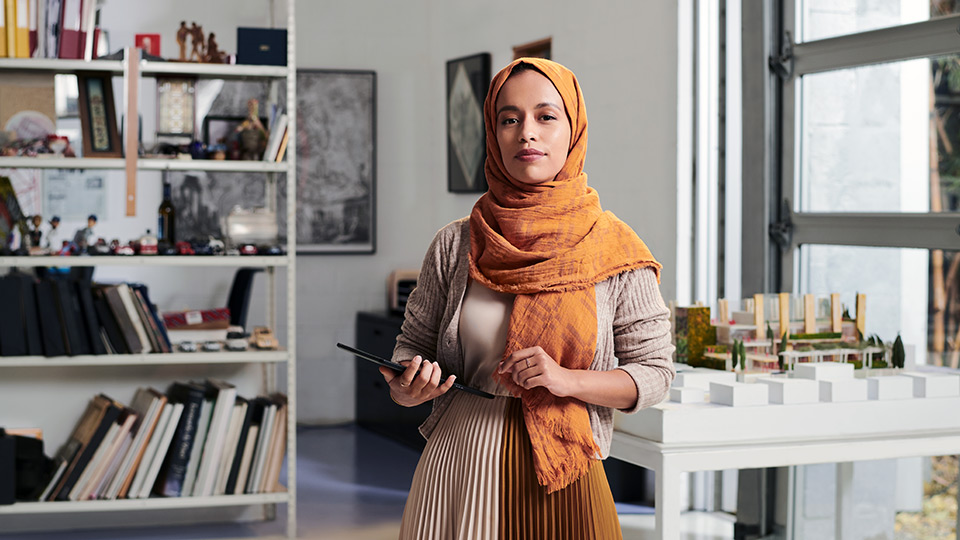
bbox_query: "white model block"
[757,378,819,404]
[709,381,769,407]
[902,372,960,398]
[669,386,706,404]
[819,378,868,403]
[673,370,736,392]
[867,376,914,401]
[795,362,854,381]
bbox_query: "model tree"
[766,322,775,355]
[892,334,905,369]
[738,340,747,371]
[731,339,739,371]
[779,331,788,369]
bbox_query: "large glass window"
[800,0,958,42]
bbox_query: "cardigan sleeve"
[613,267,676,413]
[392,224,456,364]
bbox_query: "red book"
[57,0,82,59]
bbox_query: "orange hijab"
[469,58,662,493]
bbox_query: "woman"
[383,57,674,539]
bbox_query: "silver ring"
[399,382,409,387]
[525,358,531,369]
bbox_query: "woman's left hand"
[498,346,576,397]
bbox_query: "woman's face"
[494,70,571,185]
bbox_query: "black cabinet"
[355,311,431,450]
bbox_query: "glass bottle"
[158,181,176,244]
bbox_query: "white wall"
[91,0,682,424]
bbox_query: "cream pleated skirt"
[399,393,623,540]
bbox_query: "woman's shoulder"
[427,217,470,254]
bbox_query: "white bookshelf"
[0,0,298,537]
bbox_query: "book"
[101,284,143,354]
[72,408,136,500]
[275,127,289,162]
[52,394,121,501]
[126,401,173,498]
[116,283,153,354]
[179,394,212,497]
[38,458,67,501]
[56,0,81,59]
[12,0,26,57]
[110,388,165,499]
[131,284,172,352]
[75,280,107,356]
[262,113,287,162]
[10,273,43,356]
[232,424,259,495]
[92,432,131,499]
[224,398,255,495]
[134,402,182,499]
[191,379,236,497]
[214,398,247,495]
[261,394,287,493]
[0,276,27,356]
[246,399,276,494]
[67,421,119,500]
[52,278,90,356]
[128,286,161,353]
[91,287,129,354]
[0,0,6,57]
[35,279,67,357]
[156,382,204,497]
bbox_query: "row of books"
[1,0,101,59]
[0,274,174,357]
[262,107,289,163]
[38,382,287,502]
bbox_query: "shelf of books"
[0,157,288,172]
[0,351,288,368]
[0,492,289,514]
[0,255,291,267]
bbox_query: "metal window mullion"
[793,14,960,77]
[791,213,960,250]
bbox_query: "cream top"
[458,280,515,396]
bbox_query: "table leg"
[655,461,681,539]
[835,462,855,540]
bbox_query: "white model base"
[902,372,960,398]
[795,362,854,381]
[757,377,819,404]
[673,369,736,392]
[819,378,868,402]
[614,396,960,444]
[867,375,914,400]
[669,386,706,404]
[709,381,769,407]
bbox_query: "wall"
[89,0,682,424]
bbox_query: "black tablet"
[337,343,495,399]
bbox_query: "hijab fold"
[469,58,662,493]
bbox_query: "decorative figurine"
[27,214,42,248]
[189,22,205,61]
[73,214,98,253]
[176,21,189,61]
[205,33,225,63]
[42,215,61,249]
[235,99,268,160]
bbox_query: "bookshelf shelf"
[0,350,288,367]
[0,492,289,514]
[0,255,290,267]
[0,157,288,173]
[0,58,287,79]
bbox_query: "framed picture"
[156,77,196,143]
[76,73,122,158]
[135,33,161,56]
[446,52,490,193]
[296,69,376,254]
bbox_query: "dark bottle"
[158,182,176,244]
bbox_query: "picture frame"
[156,77,197,143]
[446,52,490,193]
[76,73,122,158]
[295,69,376,254]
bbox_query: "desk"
[611,408,960,539]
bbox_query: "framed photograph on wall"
[446,52,490,193]
[76,73,122,158]
[296,69,376,254]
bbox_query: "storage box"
[237,28,287,66]
[795,362,854,381]
[866,375,914,401]
[819,378,868,403]
[757,378,819,404]
[669,386,705,404]
[709,381,769,407]
[161,307,231,329]
[902,372,960,398]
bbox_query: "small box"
[867,376,914,401]
[795,362,854,381]
[819,378,868,403]
[757,378,819,404]
[902,372,960,398]
[674,370,736,392]
[669,386,705,404]
[237,27,287,66]
[709,381,769,407]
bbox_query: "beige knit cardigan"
[392,218,675,458]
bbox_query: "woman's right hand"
[380,355,456,407]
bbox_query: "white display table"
[611,394,960,539]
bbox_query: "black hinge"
[769,31,794,80]
[769,199,793,250]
